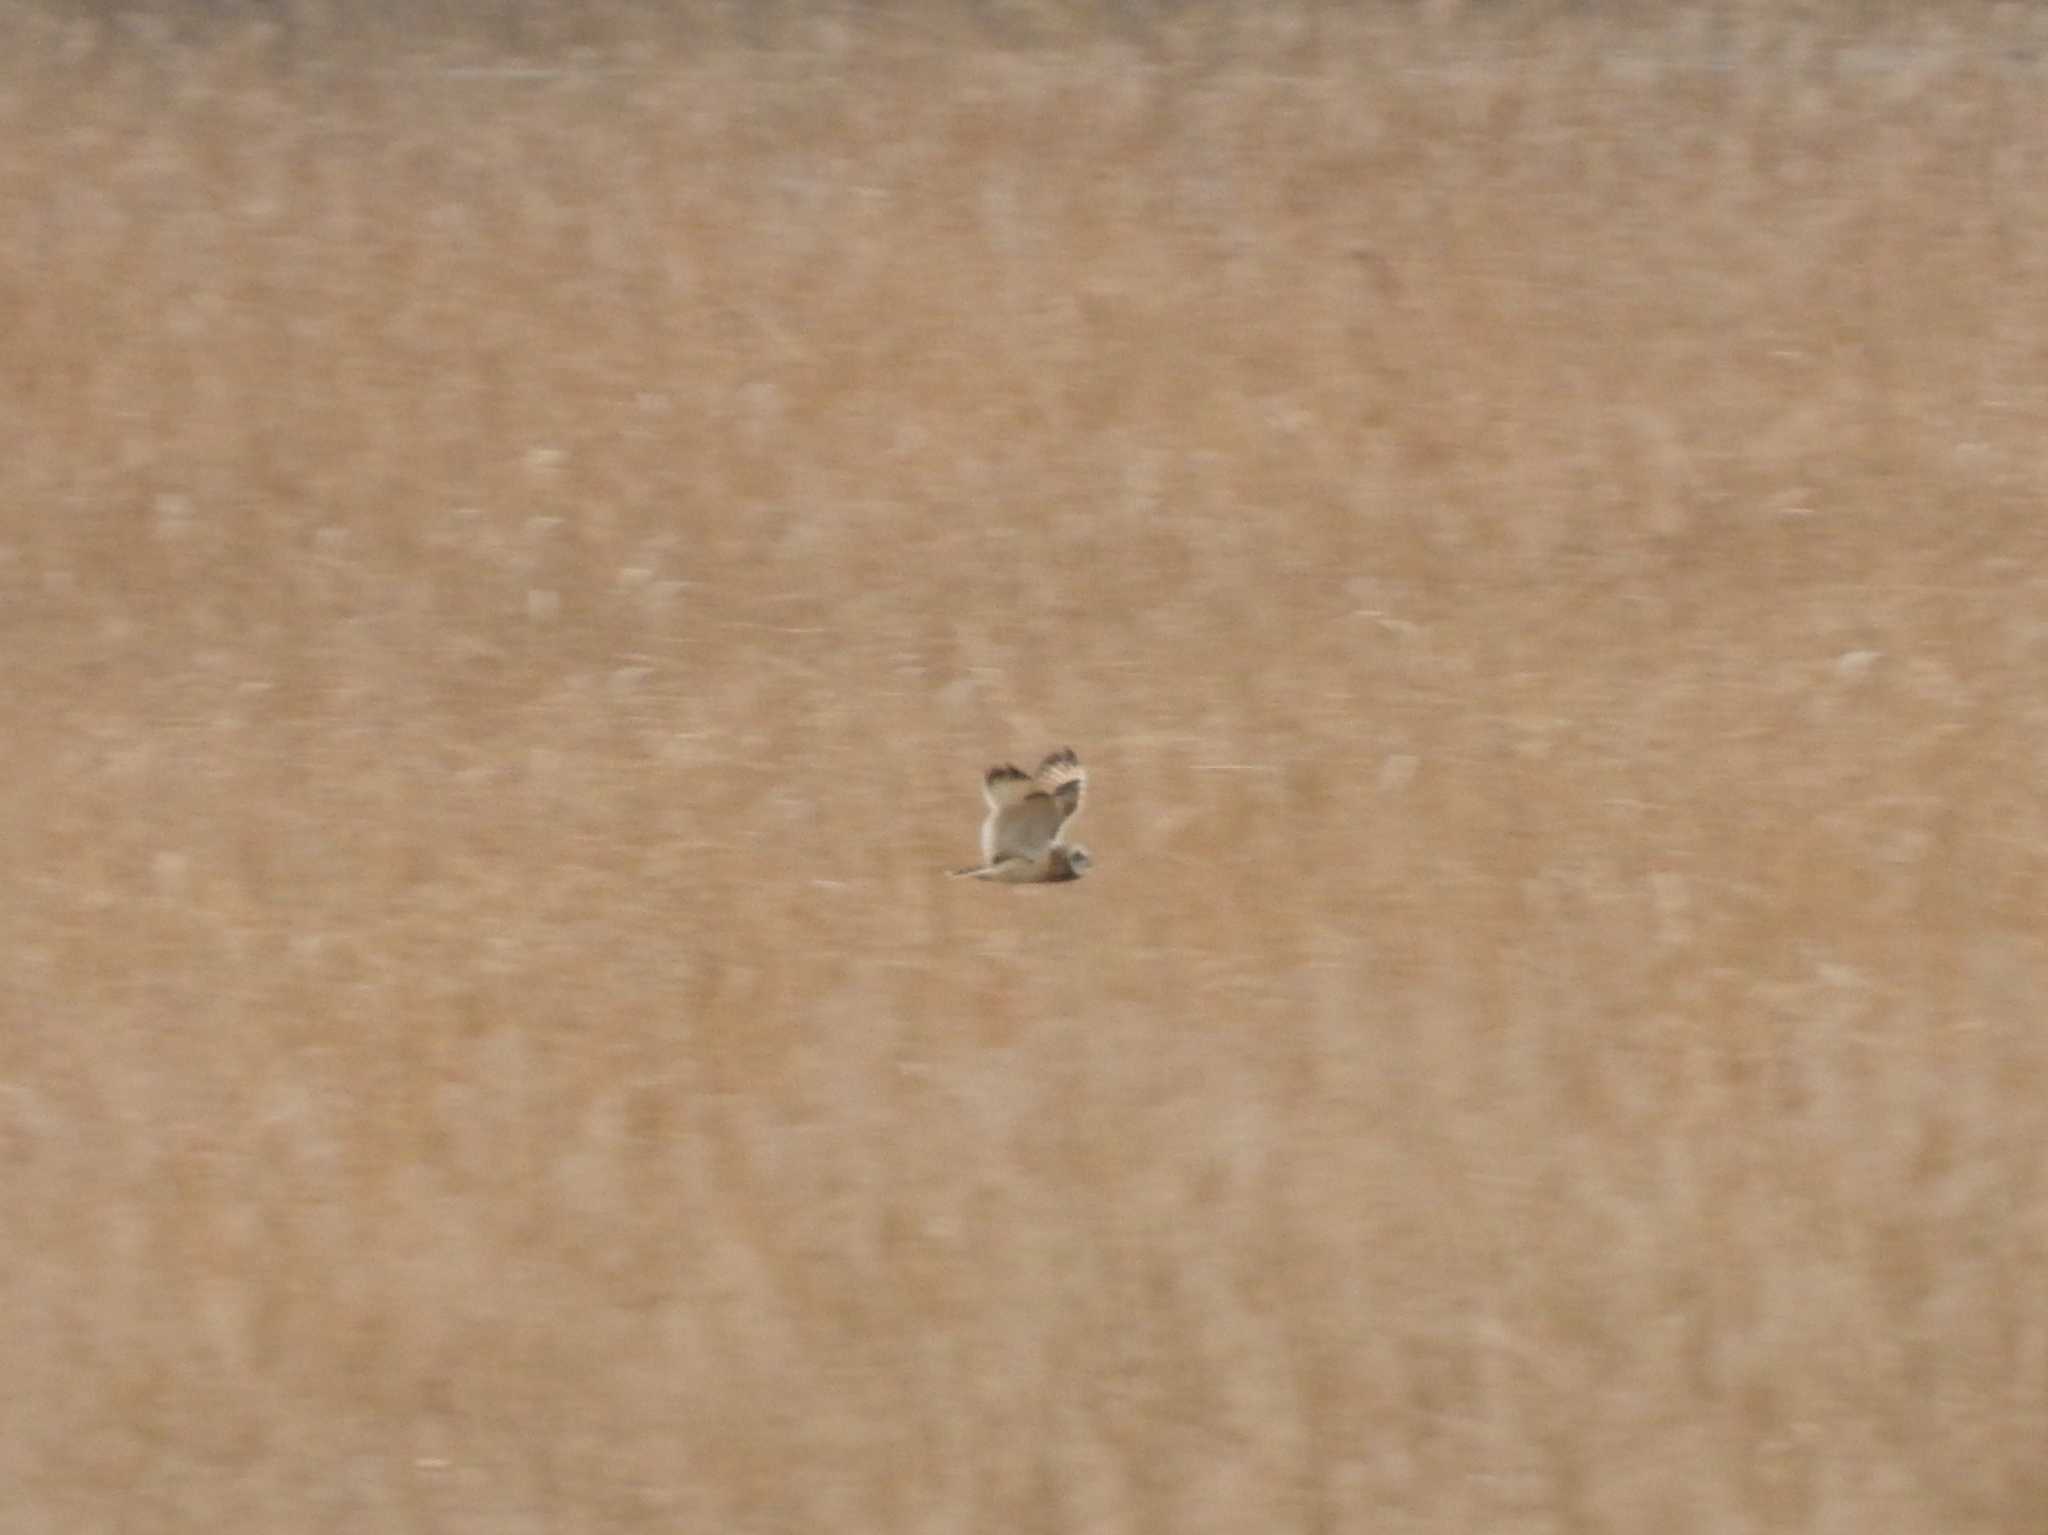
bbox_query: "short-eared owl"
[950,747,1092,884]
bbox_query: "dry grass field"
[4,1,2047,1528]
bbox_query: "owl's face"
[1057,845,1094,879]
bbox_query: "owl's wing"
[980,765,1032,861]
[1034,748,1086,831]
[981,764,1034,810]
[989,793,1065,861]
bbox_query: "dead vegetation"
[4,2,2046,1528]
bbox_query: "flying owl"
[950,747,1092,884]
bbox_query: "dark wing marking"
[982,764,1033,809]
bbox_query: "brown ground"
[4,3,2046,1529]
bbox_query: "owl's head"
[1053,845,1093,880]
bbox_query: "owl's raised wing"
[981,764,1035,810]
[988,793,1066,861]
[1034,748,1086,830]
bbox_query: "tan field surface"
[5,3,2046,1529]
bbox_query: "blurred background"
[4,1,2045,1528]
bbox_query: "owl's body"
[951,748,1092,884]
[966,843,1091,883]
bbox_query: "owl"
[950,747,1092,883]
